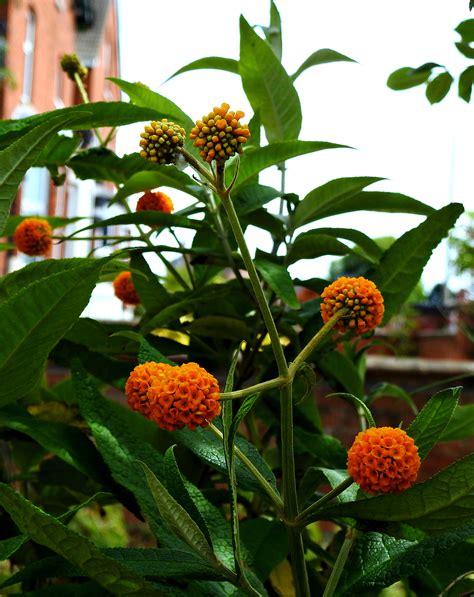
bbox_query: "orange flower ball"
[136,190,174,226]
[320,276,384,334]
[112,271,140,305]
[125,361,221,432]
[347,427,420,495]
[14,218,52,256]
[125,361,172,418]
[190,102,250,163]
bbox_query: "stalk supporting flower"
[14,218,52,256]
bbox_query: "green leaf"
[456,19,474,42]
[263,0,283,59]
[130,252,171,313]
[0,404,111,484]
[72,211,205,235]
[387,66,433,90]
[292,177,383,228]
[166,57,239,81]
[110,78,193,129]
[455,40,474,58]
[234,184,281,215]
[0,483,161,595]
[0,102,167,145]
[298,228,383,262]
[458,65,474,102]
[2,215,83,236]
[426,72,453,104]
[111,168,206,204]
[0,112,84,233]
[441,404,474,441]
[288,233,353,265]
[139,461,218,566]
[254,258,299,309]
[338,526,474,595]
[164,446,213,548]
[234,141,346,190]
[174,424,278,493]
[328,393,375,428]
[316,350,365,398]
[317,453,474,533]
[186,315,250,340]
[292,48,357,81]
[407,387,461,459]
[241,519,288,581]
[370,203,464,323]
[239,16,301,142]
[36,134,80,167]
[241,208,285,240]
[0,534,27,561]
[293,428,347,469]
[367,382,418,415]
[0,258,107,405]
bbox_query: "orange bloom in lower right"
[347,427,420,494]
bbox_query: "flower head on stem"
[14,218,52,257]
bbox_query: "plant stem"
[170,227,196,289]
[281,383,310,596]
[323,527,357,597]
[208,423,284,515]
[288,309,349,379]
[73,72,105,145]
[220,376,287,400]
[295,477,354,527]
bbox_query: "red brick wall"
[2,0,75,118]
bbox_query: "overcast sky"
[116,0,474,293]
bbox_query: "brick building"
[0,0,121,272]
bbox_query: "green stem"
[323,527,357,597]
[220,376,287,400]
[179,147,216,187]
[295,477,354,527]
[73,72,105,145]
[280,383,310,596]
[288,309,348,378]
[170,228,196,289]
[208,423,284,515]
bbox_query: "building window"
[21,9,36,103]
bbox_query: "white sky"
[116,0,474,293]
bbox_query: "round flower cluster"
[60,53,88,81]
[113,271,140,305]
[139,119,186,164]
[190,103,250,163]
[125,361,221,431]
[320,276,384,334]
[14,218,52,256]
[347,427,420,494]
[136,190,174,217]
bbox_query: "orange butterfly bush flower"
[14,218,52,257]
[136,191,174,218]
[125,361,221,432]
[320,276,384,333]
[112,271,140,305]
[347,426,420,494]
[139,119,186,164]
[190,103,250,163]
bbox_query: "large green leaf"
[0,258,107,405]
[338,525,474,595]
[287,233,353,264]
[387,66,434,90]
[264,0,283,59]
[426,72,453,104]
[0,483,161,595]
[0,102,165,145]
[239,16,301,142]
[254,258,299,309]
[293,228,383,263]
[316,453,474,533]
[111,169,206,204]
[293,183,434,229]
[407,387,461,460]
[0,112,84,233]
[130,252,171,314]
[0,534,27,561]
[234,140,345,190]
[110,78,194,138]
[234,184,281,215]
[0,404,111,484]
[240,519,288,581]
[291,48,357,81]
[71,211,205,235]
[166,57,239,81]
[370,203,464,322]
[459,65,474,102]
[441,404,474,441]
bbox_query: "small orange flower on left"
[113,271,140,305]
[14,218,52,256]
